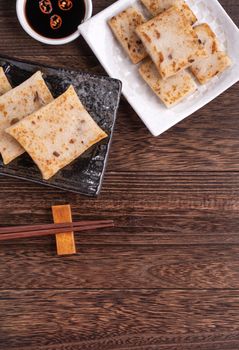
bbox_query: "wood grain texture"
[2,244,239,289]
[1,290,239,350]
[0,0,239,349]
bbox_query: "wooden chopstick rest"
[0,205,114,254]
[52,204,76,256]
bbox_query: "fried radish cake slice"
[191,24,231,84]
[0,67,11,95]
[0,71,53,164]
[139,58,196,107]
[108,7,147,64]
[136,6,206,79]
[7,86,108,180]
[141,0,197,25]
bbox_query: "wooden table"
[0,1,239,349]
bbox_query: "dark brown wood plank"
[1,290,239,350]
[1,172,239,246]
[1,171,239,215]
[13,55,104,73]
[1,244,239,289]
[2,208,239,245]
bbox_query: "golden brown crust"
[108,7,147,64]
[0,71,53,164]
[140,0,197,25]
[194,24,219,53]
[191,52,231,84]
[0,67,11,95]
[191,24,231,84]
[139,58,196,107]
[136,6,206,79]
[6,86,108,180]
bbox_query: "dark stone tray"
[0,56,122,196]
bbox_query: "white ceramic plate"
[79,0,239,136]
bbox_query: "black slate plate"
[0,56,122,196]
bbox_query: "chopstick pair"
[0,220,114,241]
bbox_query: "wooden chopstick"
[0,222,114,241]
[0,220,114,234]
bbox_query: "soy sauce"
[25,0,86,39]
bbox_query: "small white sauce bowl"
[16,0,93,45]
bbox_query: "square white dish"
[79,0,239,136]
